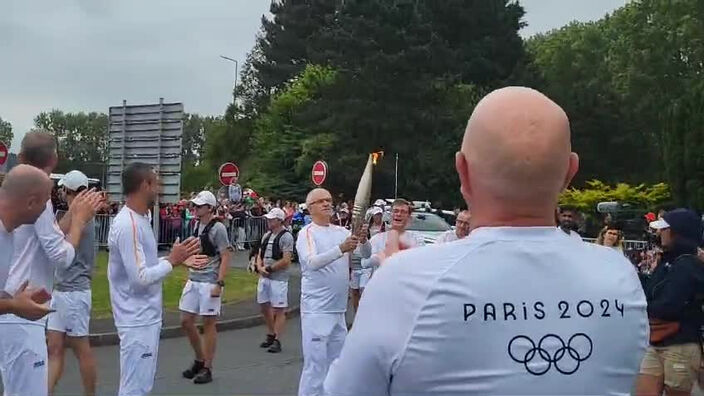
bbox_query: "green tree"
[0,117,12,149]
[34,110,108,178]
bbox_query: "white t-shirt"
[108,206,173,328]
[435,229,460,244]
[0,201,75,326]
[296,223,371,314]
[557,227,583,241]
[325,227,648,396]
[364,230,425,269]
[0,219,12,293]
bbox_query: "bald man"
[435,210,471,244]
[0,165,54,319]
[296,188,371,396]
[325,87,648,395]
[0,131,101,396]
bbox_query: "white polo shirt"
[0,201,75,326]
[325,227,648,396]
[108,206,172,328]
[296,223,371,314]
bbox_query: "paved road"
[54,317,304,396]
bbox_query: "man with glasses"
[436,210,471,244]
[295,188,371,396]
[365,198,425,270]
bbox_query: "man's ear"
[455,151,472,205]
[562,152,579,191]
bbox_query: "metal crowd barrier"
[87,212,269,248]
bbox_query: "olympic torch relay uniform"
[108,206,173,396]
[296,223,371,396]
[0,201,75,396]
[325,227,649,396]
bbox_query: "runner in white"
[0,165,54,320]
[364,198,424,271]
[325,87,648,396]
[108,162,207,396]
[435,209,471,244]
[255,207,293,353]
[0,132,102,396]
[296,188,371,396]
[180,190,232,384]
[48,170,99,396]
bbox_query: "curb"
[89,306,301,347]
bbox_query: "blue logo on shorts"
[66,328,73,333]
[141,353,153,359]
[34,360,45,368]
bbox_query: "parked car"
[407,212,452,244]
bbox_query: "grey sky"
[1,0,626,152]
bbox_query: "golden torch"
[351,151,383,234]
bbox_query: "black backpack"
[259,230,291,261]
[193,219,220,257]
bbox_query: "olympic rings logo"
[507,333,592,376]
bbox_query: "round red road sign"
[311,160,327,186]
[218,162,239,186]
[0,142,7,166]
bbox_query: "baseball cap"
[650,208,703,244]
[191,190,217,207]
[264,207,286,221]
[368,206,383,216]
[58,170,89,191]
[374,199,386,207]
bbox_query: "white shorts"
[0,324,48,396]
[178,280,222,316]
[117,323,161,396]
[349,269,371,290]
[47,289,92,337]
[257,277,289,308]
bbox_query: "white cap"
[191,190,217,207]
[374,199,385,207]
[58,170,89,191]
[649,218,670,230]
[368,206,383,216]
[265,207,286,221]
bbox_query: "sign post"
[218,162,240,186]
[311,160,328,186]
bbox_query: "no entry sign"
[0,141,7,166]
[218,162,240,186]
[311,160,327,186]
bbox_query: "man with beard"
[108,162,207,396]
[558,205,582,240]
[365,198,425,270]
[295,188,370,396]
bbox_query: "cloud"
[1,0,625,152]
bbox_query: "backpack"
[193,219,220,257]
[259,230,291,261]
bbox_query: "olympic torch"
[350,154,375,235]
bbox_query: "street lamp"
[220,55,239,100]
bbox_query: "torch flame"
[371,151,384,165]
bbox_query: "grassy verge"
[91,251,258,319]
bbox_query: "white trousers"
[0,324,48,396]
[117,323,161,396]
[298,313,347,396]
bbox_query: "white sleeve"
[296,227,344,271]
[364,234,385,269]
[35,203,75,270]
[115,219,172,287]
[324,255,417,396]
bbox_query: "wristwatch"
[217,280,225,287]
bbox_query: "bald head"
[456,87,578,224]
[0,165,52,230]
[1,164,51,199]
